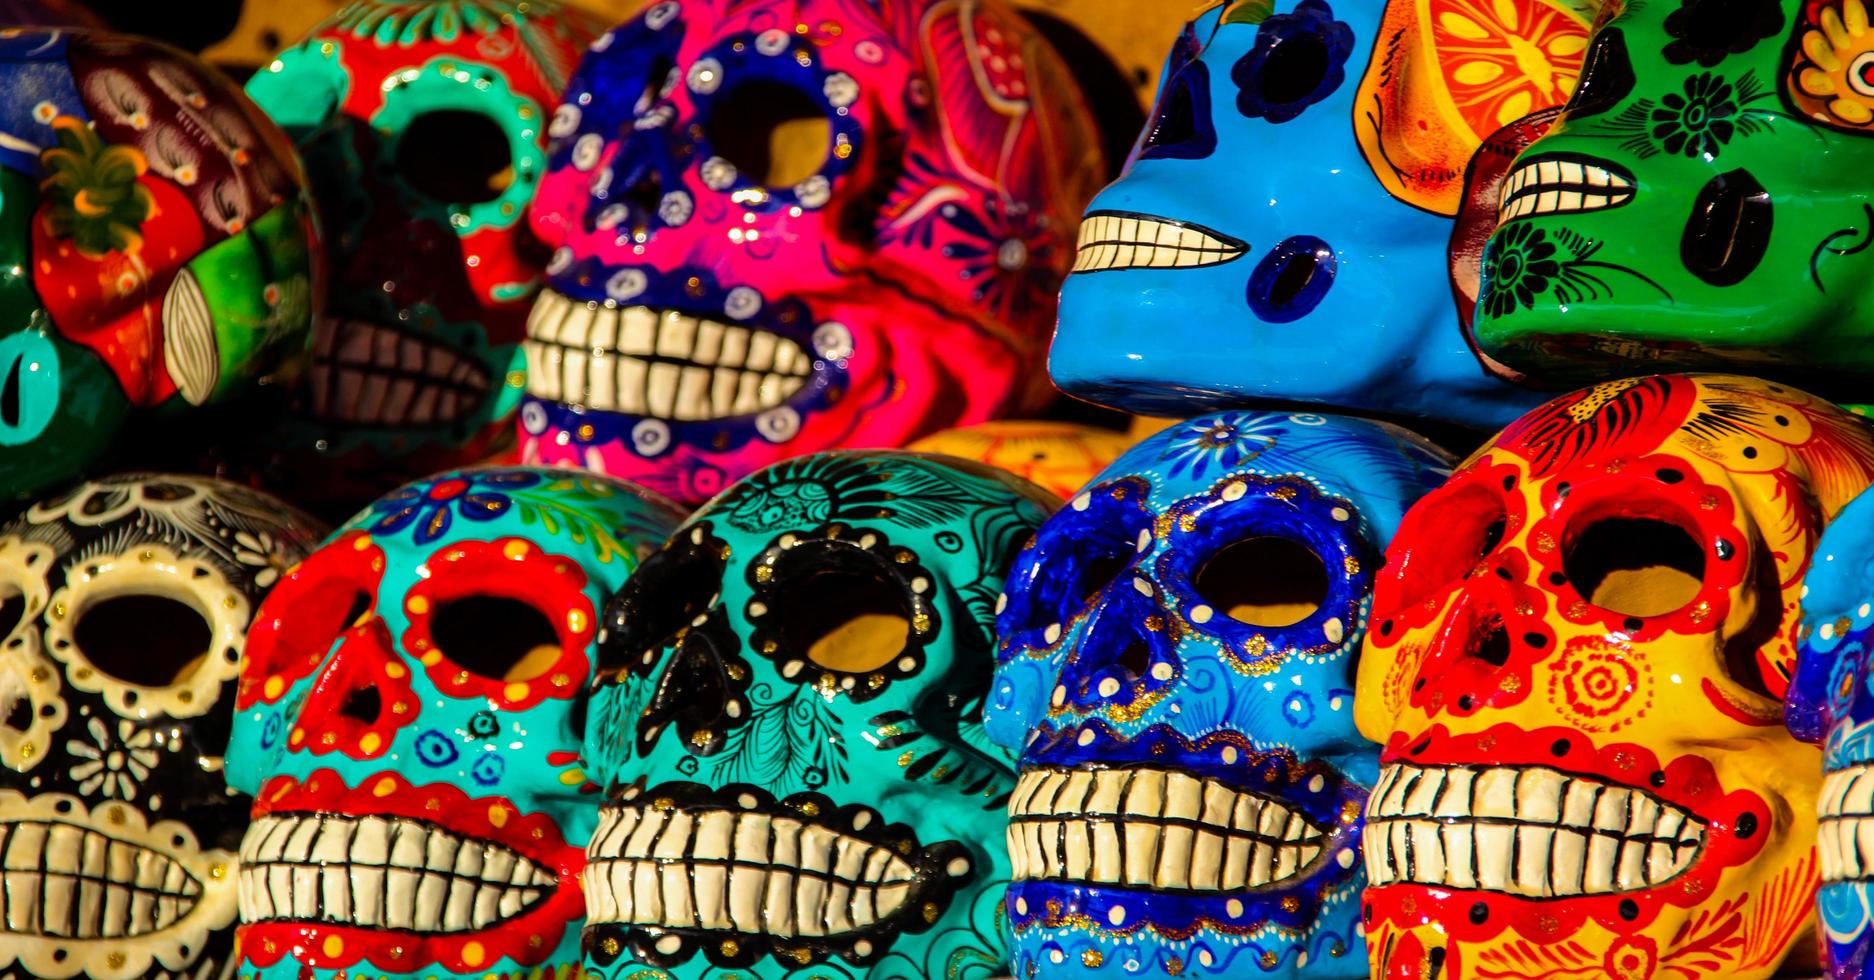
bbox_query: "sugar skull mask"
[247,1,606,502]
[0,29,318,502]
[520,0,1105,504]
[224,467,684,980]
[1355,374,1874,980]
[1049,0,1596,428]
[580,451,1054,977]
[984,411,1452,978]
[0,473,322,979]
[1474,0,1874,386]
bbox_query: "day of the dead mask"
[1788,487,1874,978]
[580,450,1054,978]
[1355,374,1874,980]
[247,0,607,503]
[984,411,1453,978]
[1048,0,1595,428]
[0,473,323,980]
[0,29,318,503]
[520,0,1105,505]
[908,420,1131,500]
[224,466,684,980]
[1474,0,1874,388]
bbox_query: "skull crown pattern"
[224,466,686,980]
[581,450,1056,979]
[0,473,325,980]
[986,411,1454,978]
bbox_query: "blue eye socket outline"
[1135,24,1218,162]
[1230,0,1356,124]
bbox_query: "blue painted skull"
[985,410,1451,977]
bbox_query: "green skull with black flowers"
[1474,0,1874,388]
[580,450,1055,979]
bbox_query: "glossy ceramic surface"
[520,0,1105,504]
[225,466,684,980]
[1049,0,1596,428]
[248,0,606,503]
[985,411,1452,977]
[908,419,1131,500]
[0,474,323,979]
[0,29,318,502]
[581,451,1054,977]
[1356,374,1874,979]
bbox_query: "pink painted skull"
[521,0,1104,503]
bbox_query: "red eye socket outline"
[239,530,386,709]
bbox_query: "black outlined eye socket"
[394,110,513,205]
[1193,536,1329,628]
[1230,0,1355,124]
[704,81,831,189]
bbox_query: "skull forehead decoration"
[247,1,606,502]
[1475,0,1874,387]
[0,473,322,980]
[1355,374,1874,980]
[0,29,319,502]
[1787,488,1874,977]
[580,451,1054,976]
[983,411,1452,978]
[1048,0,1595,428]
[224,467,684,980]
[519,0,1105,505]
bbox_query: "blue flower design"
[470,753,505,786]
[1160,414,1283,479]
[414,730,459,767]
[1231,0,1355,124]
[366,470,543,544]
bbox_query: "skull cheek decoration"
[1474,0,1874,385]
[984,411,1453,978]
[0,474,322,979]
[1048,0,1591,428]
[0,29,318,502]
[247,1,606,500]
[1355,374,1874,980]
[520,0,1104,505]
[581,451,1055,977]
[224,468,684,979]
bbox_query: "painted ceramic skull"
[0,473,323,979]
[908,419,1132,500]
[1354,374,1874,980]
[247,0,606,503]
[0,29,318,502]
[580,451,1054,977]
[983,410,1452,978]
[1787,486,1874,977]
[1048,0,1597,428]
[1474,0,1874,387]
[519,0,1105,504]
[224,467,684,980]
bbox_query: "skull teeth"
[1005,767,1327,892]
[235,813,556,933]
[583,804,918,938]
[0,819,203,939]
[1496,156,1635,225]
[523,290,816,420]
[1818,764,1874,883]
[1364,763,1706,896]
[1070,211,1247,274]
[305,317,492,426]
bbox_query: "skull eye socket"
[0,586,24,640]
[1135,27,1216,162]
[601,527,727,674]
[241,534,384,701]
[1382,481,1510,610]
[71,592,213,687]
[704,81,830,189]
[1561,516,1706,619]
[393,109,514,205]
[427,595,563,682]
[765,568,911,674]
[1560,27,1635,120]
[1193,536,1328,628]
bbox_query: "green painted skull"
[1473,0,1874,389]
[581,450,1055,979]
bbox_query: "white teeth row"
[1497,158,1634,223]
[584,805,917,938]
[306,317,490,426]
[1365,764,1705,896]
[236,814,555,933]
[0,820,201,939]
[1006,768,1326,891]
[524,292,824,419]
[1819,765,1874,883]
[1070,212,1246,273]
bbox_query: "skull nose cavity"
[1246,235,1336,324]
[1470,618,1512,667]
[1681,168,1773,287]
[337,684,382,725]
[1,693,30,733]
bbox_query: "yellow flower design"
[1792,0,1874,129]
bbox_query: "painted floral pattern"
[66,717,159,800]
[366,469,543,543]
